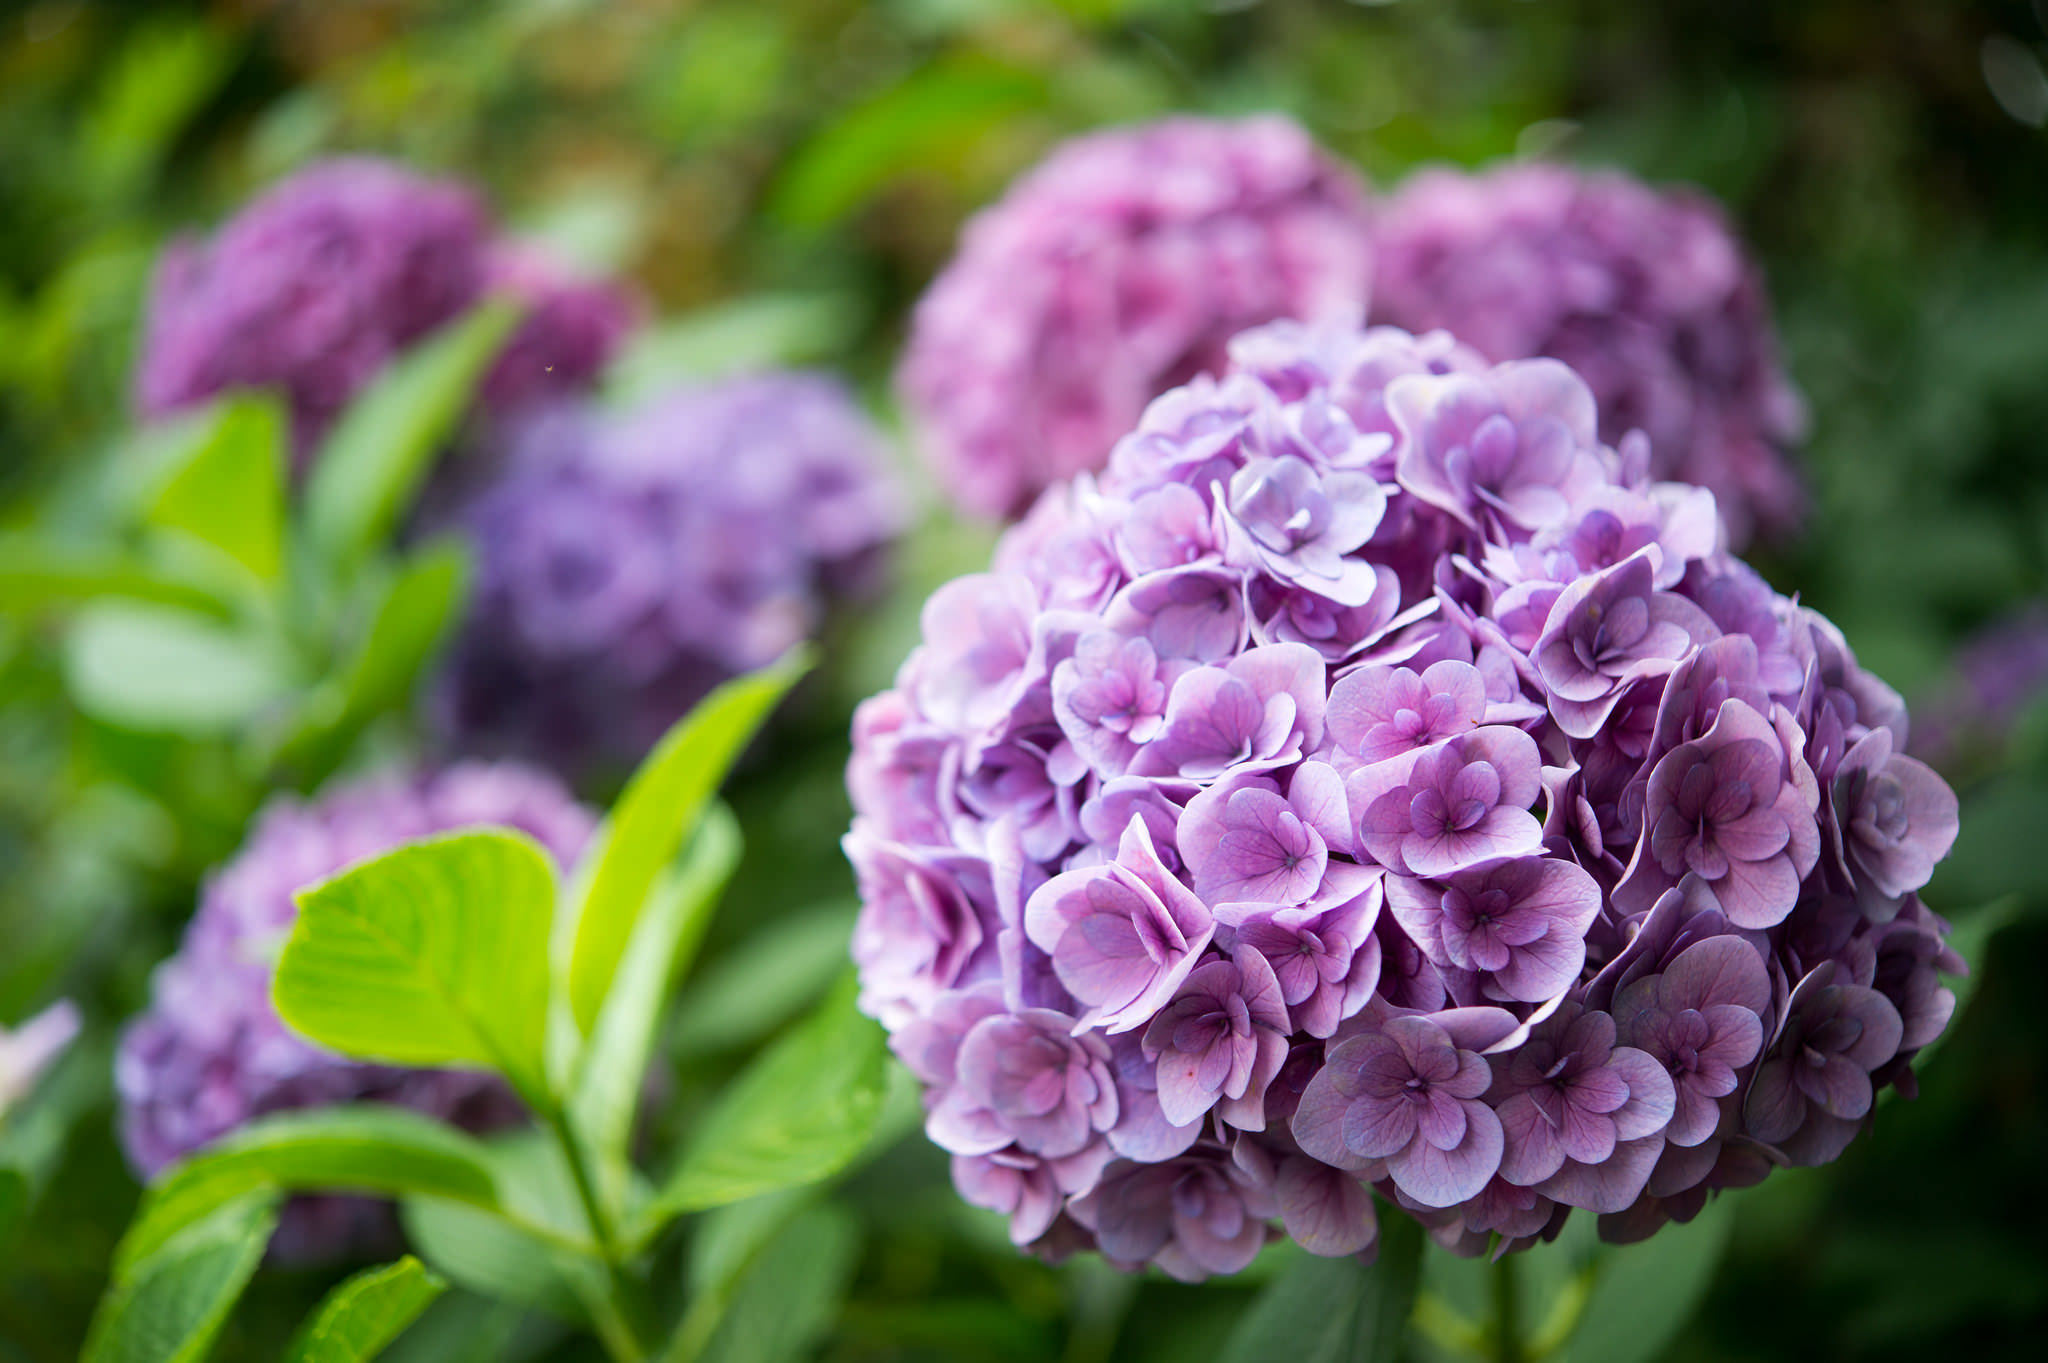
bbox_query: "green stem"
[545,1103,652,1363]
[1492,1250,1523,1363]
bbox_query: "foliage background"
[4,0,2047,1359]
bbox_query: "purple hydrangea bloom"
[899,115,1375,518]
[1910,603,2048,771]
[439,373,904,774]
[1371,163,1806,546]
[136,157,635,462]
[116,763,594,1260]
[846,319,1960,1276]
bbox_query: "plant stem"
[1492,1250,1523,1363]
[546,1103,652,1363]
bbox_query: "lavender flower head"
[439,373,905,774]
[116,762,594,1259]
[898,115,1375,519]
[846,319,1961,1277]
[1911,603,2048,773]
[1372,163,1805,546]
[135,157,636,460]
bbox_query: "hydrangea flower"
[1910,603,2048,772]
[438,373,904,775]
[136,157,635,461]
[1371,163,1806,546]
[898,115,1375,518]
[117,763,595,1260]
[847,319,1961,1275]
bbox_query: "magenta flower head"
[899,115,1375,518]
[1372,163,1806,546]
[116,762,595,1260]
[438,372,904,775]
[136,157,636,462]
[847,318,1961,1276]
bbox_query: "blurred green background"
[4,1,2048,1360]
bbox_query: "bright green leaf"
[0,537,231,616]
[142,395,286,584]
[1556,1193,1735,1363]
[571,802,742,1164]
[284,1257,446,1363]
[118,1106,502,1276]
[566,648,811,1030]
[64,602,295,733]
[400,1133,595,1318]
[85,1194,277,1363]
[1220,1213,1422,1363]
[634,974,885,1241]
[303,302,521,572]
[275,830,555,1102]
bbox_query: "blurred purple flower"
[1372,162,1806,545]
[116,763,594,1260]
[900,115,1374,518]
[439,373,903,774]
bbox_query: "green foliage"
[117,1107,505,1276]
[283,1257,447,1363]
[636,974,887,1234]
[1220,1215,1423,1363]
[84,1195,279,1363]
[566,646,811,1030]
[1555,1196,1735,1363]
[302,301,521,574]
[276,830,556,1103]
[63,602,296,733]
[138,396,287,586]
[687,1203,860,1363]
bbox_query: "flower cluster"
[846,321,1961,1276]
[117,763,594,1259]
[1371,163,1805,546]
[898,115,1375,519]
[135,157,636,460]
[437,373,905,774]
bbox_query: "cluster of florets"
[1371,163,1805,546]
[897,115,1375,519]
[845,321,1961,1277]
[136,157,637,460]
[116,763,594,1259]
[437,373,905,774]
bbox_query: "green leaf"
[118,1106,502,1277]
[1556,1193,1735,1363]
[0,536,232,616]
[566,648,811,1030]
[633,974,885,1241]
[64,602,294,733]
[686,1203,859,1363]
[275,830,556,1102]
[85,1194,277,1363]
[571,802,742,1163]
[142,395,286,584]
[0,1166,25,1244]
[1220,1212,1422,1363]
[284,1257,446,1363]
[400,1133,594,1318]
[277,541,471,781]
[667,902,857,1057]
[303,301,521,572]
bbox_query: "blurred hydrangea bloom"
[135,157,636,461]
[898,115,1375,519]
[117,763,594,1259]
[846,320,1960,1277]
[438,373,905,774]
[0,1000,81,1117]
[1911,603,2048,772]
[1371,163,1805,546]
